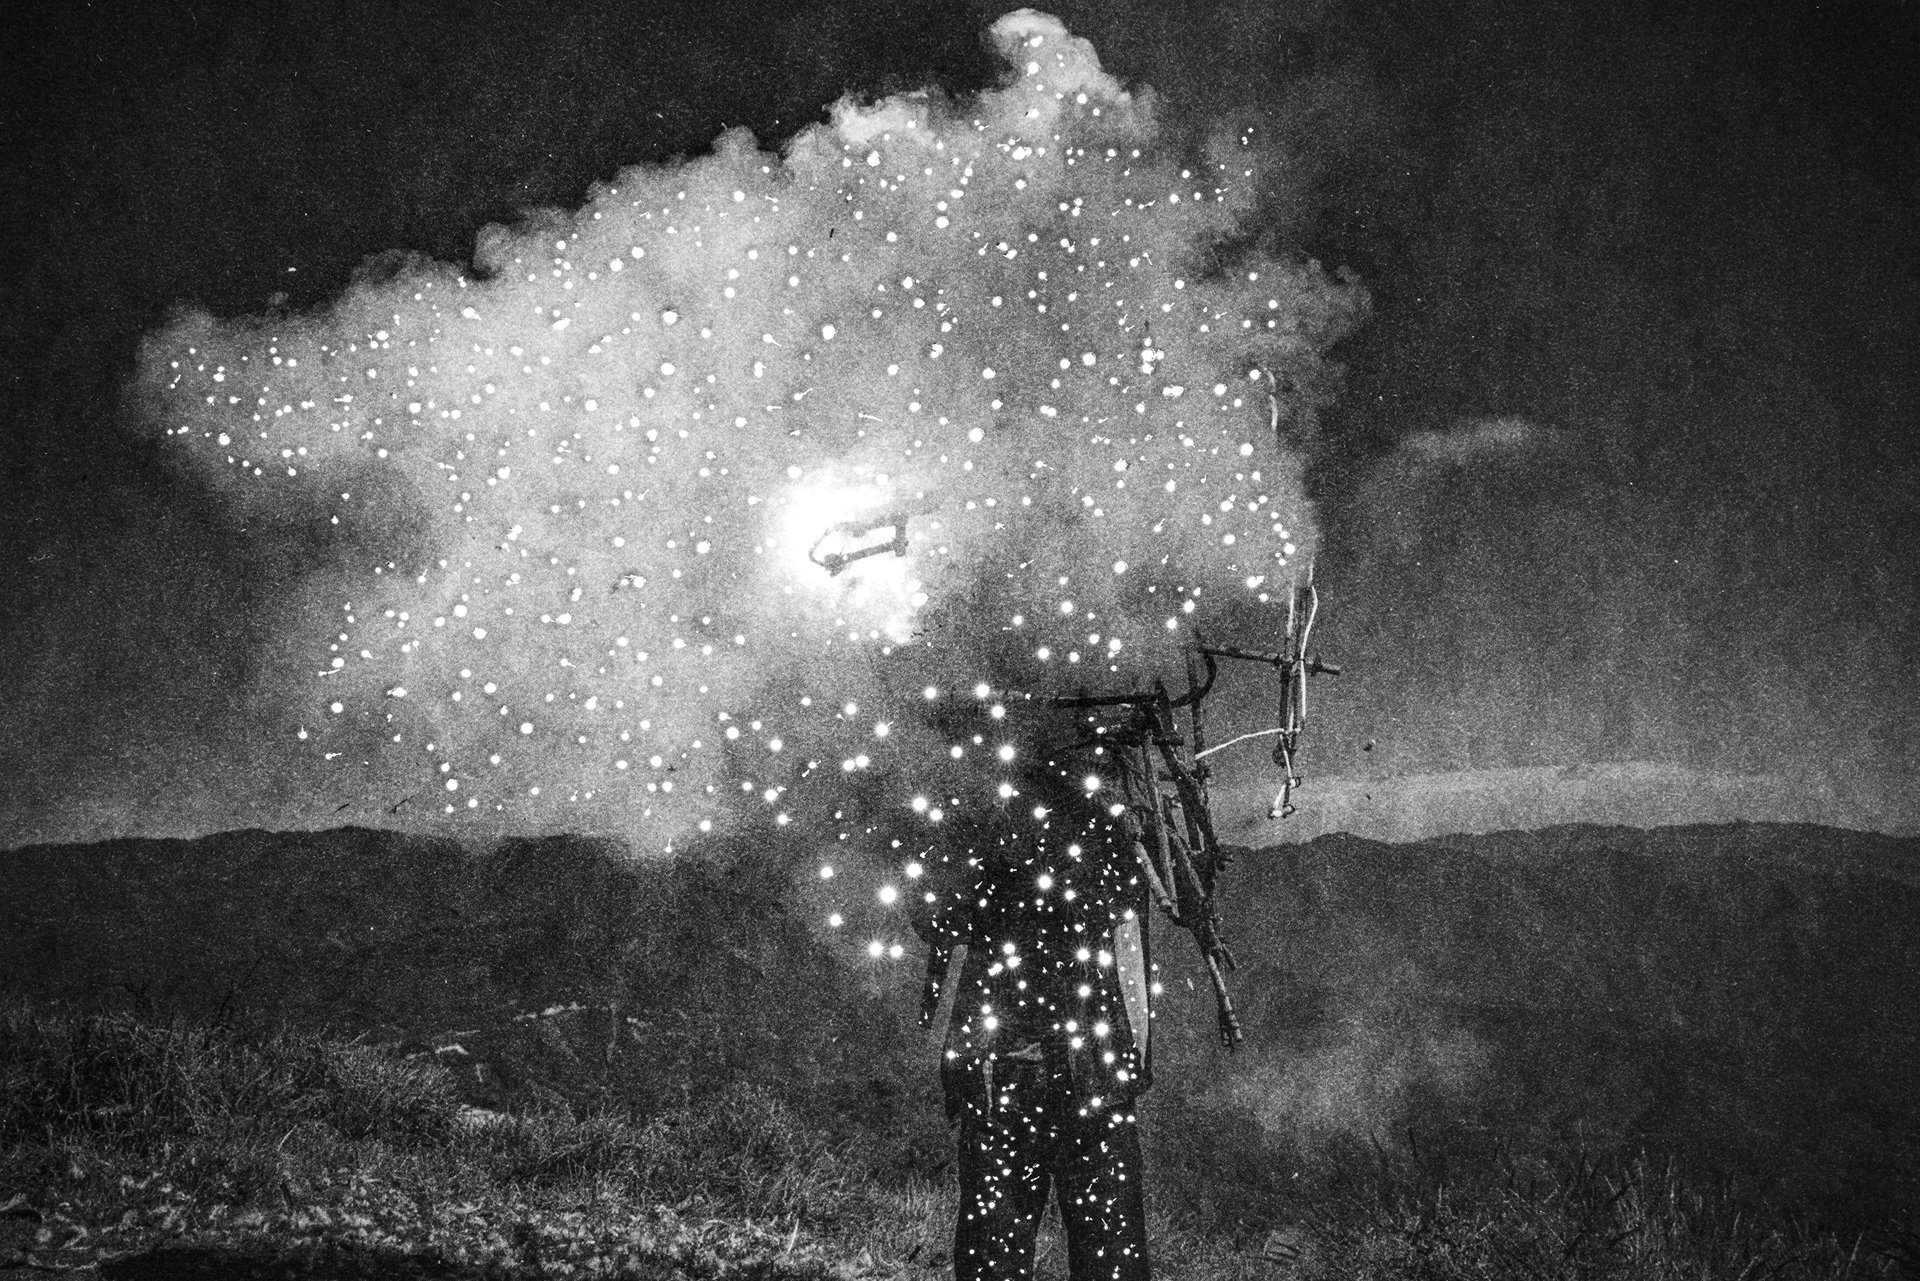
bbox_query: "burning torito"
[136,12,1360,1271]
[135,11,1365,849]
[909,581,1337,1280]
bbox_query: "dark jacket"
[913,765,1153,1123]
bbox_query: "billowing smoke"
[133,10,1365,852]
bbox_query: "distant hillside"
[4,820,1915,1235]
[1207,761,1895,845]
[0,825,939,1154]
[1142,823,1920,1230]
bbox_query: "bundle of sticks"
[1050,576,1339,1049]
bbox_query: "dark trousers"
[951,1052,1150,1281]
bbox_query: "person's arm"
[1112,910,1150,1068]
[911,856,982,1036]
[919,940,968,1049]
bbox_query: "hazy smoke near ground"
[1211,920,1489,1149]
[1229,985,1488,1149]
[132,11,1366,851]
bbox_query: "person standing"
[913,742,1155,1281]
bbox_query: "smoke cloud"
[131,11,1366,851]
[1227,957,1489,1148]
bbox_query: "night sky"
[1,0,1914,848]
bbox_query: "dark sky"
[1,0,1914,845]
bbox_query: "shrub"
[463,1108,642,1186]
[307,1039,460,1142]
[0,1004,457,1150]
[633,1082,860,1221]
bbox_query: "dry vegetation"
[2,824,1915,1278]
[7,1004,1911,1279]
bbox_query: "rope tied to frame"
[1032,573,1339,1049]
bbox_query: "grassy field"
[2,823,1915,1278]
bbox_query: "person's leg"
[1055,1103,1151,1281]
[952,1059,1057,1281]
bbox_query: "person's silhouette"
[913,752,1154,1281]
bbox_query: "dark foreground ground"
[2,821,1916,1278]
